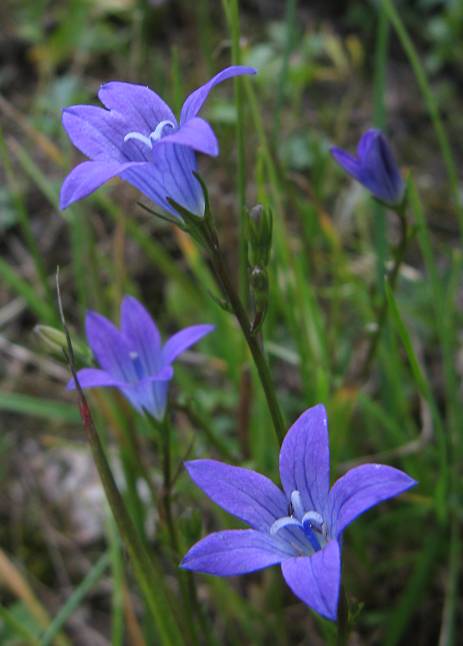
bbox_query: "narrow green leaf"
[0,391,80,423]
[39,553,110,646]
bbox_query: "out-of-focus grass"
[0,0,462,644]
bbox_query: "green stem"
[372,2,389,291]
[224,0,248,303]
[382,0,463,238]
[76,397,183,645]
[40,553,110,646]
[205,226,285,444]
[272,0,297,142]
[160,416,177,550]
[438,507,461,646]
[108,515,124,646]
[146,414,202,646]
[336,585,349,646]
[177,401,237,462]
[56,287,184,646]
[357,206,408,379]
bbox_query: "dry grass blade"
[0,548,70,646]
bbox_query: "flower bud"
[35,325,68,354]
[250,266,269,334]
[248,204,273,268]
[330,129,405,207]
[34,325,90,362]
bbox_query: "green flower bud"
[34,325,91,363]
[34,325,68,354]
[248,204,273,268]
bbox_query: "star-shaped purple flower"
[330,129,405,206]
[180,404,416,620]
[67,295,214,420]
[60,65,256,215]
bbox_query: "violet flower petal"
[180,65,257,124]
[60,160,140,209]
[357,129,378,158]
[66,368,124,390]
[62,106,131,162]
[279,404,330,513]
[120,295,162,373]
[328,464,417,539]
[330,129,404,205]
[180,529,292,575]
[185,459,287,531]
[360,130,404,203]
[154,117,219,156]
[122,145,204,216]
[329,148,360,180]
[85,310,137,383]
[67,365,172,391]
[120,368,173,417]
[162,324,215,364]
[281,540,341,621]
[98,81,177,134]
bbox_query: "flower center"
[129,351,144,380]
[270,490,328,554]
[124,120,175,149]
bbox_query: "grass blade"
[39,553,110,646]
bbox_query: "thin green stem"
[224,0,249,303]
[272,0,297,141]
[75,399,183,644]
[336,585,349,646]
[39,553,110,646]
[145,413,202,646]
[382,0,463,238]
[57,285,184,646]
[177,401,237,462]
[372,2,389,291]
[108,516,124,646]
[356,206,408,380]
[205,227,285,444]
[160,416,177,550]
[408,176,461,641]
[438,506,461,646]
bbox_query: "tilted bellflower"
[330,129,405,205]
[181,404,416,620]
[67,295,214,420]
[60,66,256,215]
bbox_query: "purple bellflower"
[60,66,256,215]
[181,404,416,620]
[67,295,214,420]
[330,129,405,206]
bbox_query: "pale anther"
[270,516,301,536]
[150,120,175,141]
[124,132,153,148]
[290,490,305,519]
[124,120,175,150]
